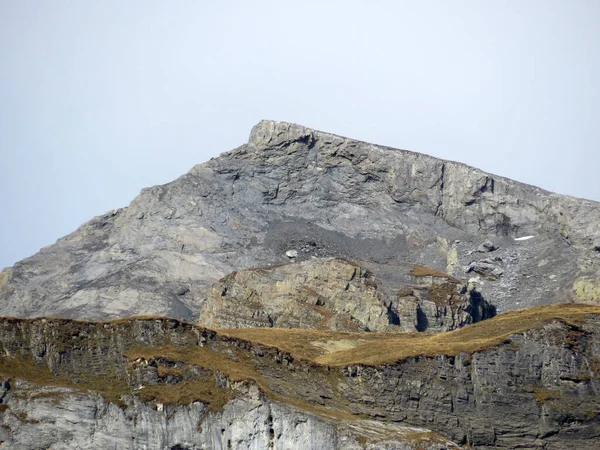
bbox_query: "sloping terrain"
[1,120,599,321]
[0,304,599,449]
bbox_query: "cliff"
[1,304,599,449]
[199,258,494,332]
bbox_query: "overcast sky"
[1,1,599,269]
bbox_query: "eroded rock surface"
[198,258,494,332]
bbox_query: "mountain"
[1,120,599,322]
[1,120,600,449]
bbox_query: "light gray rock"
[477,239,498,253]
[0,381,459,450]
[465,261,504,279]
[285,250,298,259]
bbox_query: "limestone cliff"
[1,379,454,450]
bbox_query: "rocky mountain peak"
[0,121,599,322]
[2,121,600,449]
[248,120,316,149]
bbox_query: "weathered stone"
[199,258,494,332]
[466,261,504,279]
[2,380,454,450]
[477,239,498,253]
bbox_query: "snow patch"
[514,236,535,241]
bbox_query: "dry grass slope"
[224,303,600,366]
[0,352,130,405]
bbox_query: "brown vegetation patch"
[0,353,129,404]
[138,379,235,412]
[427,282,458,307]
[410,266,459,282]
[397,289,414,297]
[315,303,600,366]
[156,364,184,379]
[532,387,560,403]
[219,328,397,361]
[125,345,262,386]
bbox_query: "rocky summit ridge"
[1,120,600,449]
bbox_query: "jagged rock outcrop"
[1,121,599,321]
[400,267,495,332]
[198,258,494,332]
[199,258,392,331]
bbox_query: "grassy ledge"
[223,303,600,366]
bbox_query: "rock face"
[199,258,495,332]
[1,380,461,450]
[0,308,599,449]
[1,381,458,450]
[200,258,392,331]
[1,120,599,320]
[339,320,600,449]
[0,316,462,449]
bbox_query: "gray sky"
[1,1,599,270]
